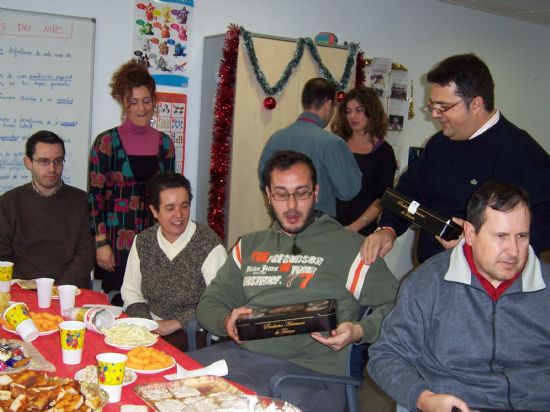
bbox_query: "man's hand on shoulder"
[310,322,363,351]
[223,306,252,344]
[360,228,396,264]
[416,390,471,412]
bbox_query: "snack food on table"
[13,279,36,290]
[0,369,107,411]
[183,394,303,412]
[134,376,244,412]
[126,346,173,370]
[30,311,63,332]
[103,323,158,348]
[0,341,31,371]
[0,291,10,313]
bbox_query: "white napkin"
[164,359,228,381]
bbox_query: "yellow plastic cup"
[96,352,127,403]
[3,302,39,342]
[59,320,85,364]
[0,261,14,292]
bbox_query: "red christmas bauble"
[263,96,276,110]
[336,91,346,103]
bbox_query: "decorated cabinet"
[197,32,355,247]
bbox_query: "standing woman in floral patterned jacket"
[88,60,175,303]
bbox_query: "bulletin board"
[0,8,95,194]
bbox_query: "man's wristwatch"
[374,226,397,239]
[95,239,109,249]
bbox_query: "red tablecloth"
[1,284,251,411]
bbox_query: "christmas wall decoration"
[207,25,367,240]
[207,24,240,239]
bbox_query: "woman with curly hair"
[88,60,175,303]
[331,87,397,236]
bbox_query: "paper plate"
[126,355,175,374]
[2,323,59,336]
[104,335,158,351]
[112,317,159,331]
[51,287,82,299]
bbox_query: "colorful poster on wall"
[132,0,194,87]
[153,92,187,173]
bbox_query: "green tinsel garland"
[241,28,359,95]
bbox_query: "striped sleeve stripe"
[232,239,242,270]
[346,253,369,300]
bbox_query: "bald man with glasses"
[361,53,550,265]
[0,130,94,288]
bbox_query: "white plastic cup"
[57,285,77,318]
[96,352,127,403]
[0,261,14,292]
[35,277,55,308]
[59,320,85,365]
[17,319,40,342]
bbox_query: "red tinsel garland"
[355,51,366,88]
[207,24,241,240]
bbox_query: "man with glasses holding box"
[191,150,399,412]
[361,53,550,265]
[0,130,94,288]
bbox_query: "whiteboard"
[0,8,95,194]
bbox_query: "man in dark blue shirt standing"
[362,53,550,264]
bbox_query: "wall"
[2,0,549,277]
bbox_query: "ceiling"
[436,0,550,27]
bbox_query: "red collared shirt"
[463,243,521,301]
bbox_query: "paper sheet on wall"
[386,99,410,178]
[368,57,392,98]
[132,0,194,88]
[152,92,187,173]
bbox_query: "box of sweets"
[381,188,462,241]
[235,299,338,341]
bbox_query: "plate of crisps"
[103,322,159,350]
[125,346,175,374]
[1,311,63,336]
[112,317,159,331]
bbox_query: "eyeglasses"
[32,158,65,167]
[423,99,463,116]
[271,190,313,202]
